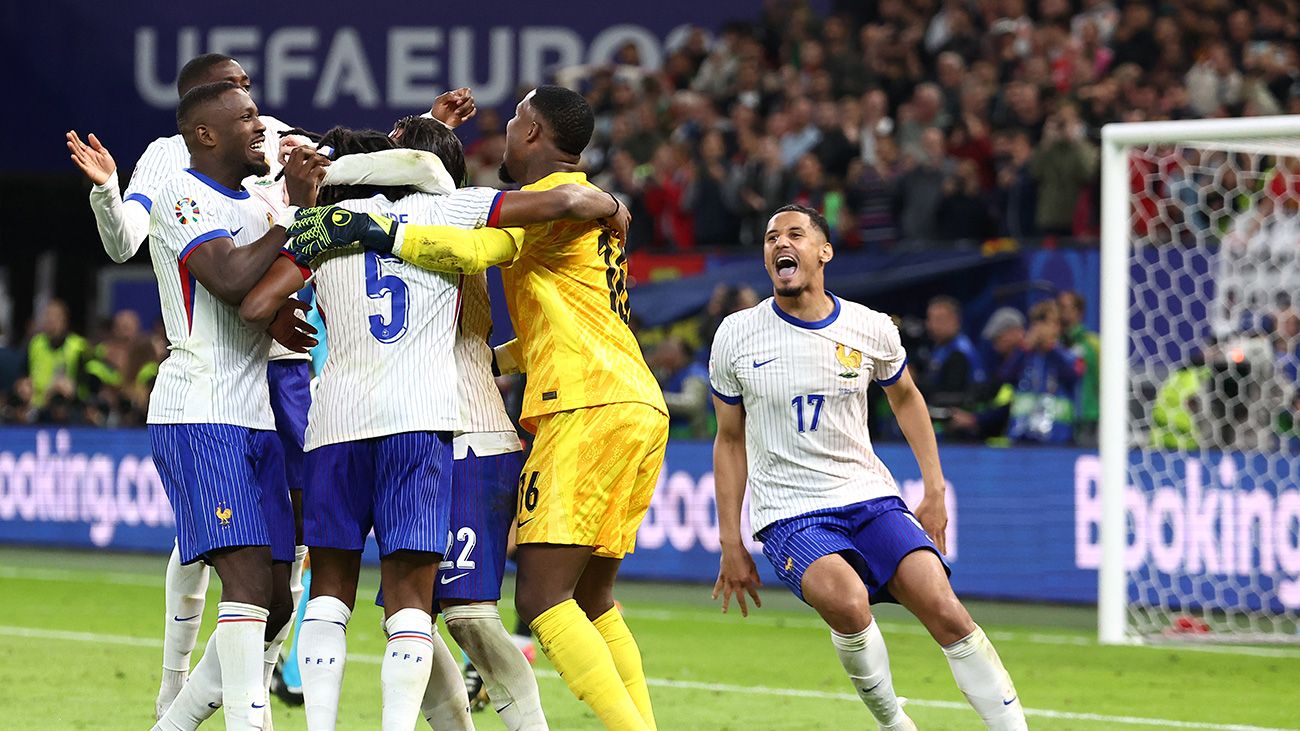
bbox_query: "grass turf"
[0,547,1297,730]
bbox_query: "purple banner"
[3,0,765,172]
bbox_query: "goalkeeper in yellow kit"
[289,86,668,731]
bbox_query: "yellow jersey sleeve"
[499,171,665,429]
[394,224,525,274]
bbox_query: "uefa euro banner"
[1,427,1297,612]
[7,0,775,172]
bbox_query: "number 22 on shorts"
[517,471,540,527]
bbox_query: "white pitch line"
[4,563,1298,659]
[0,624,1293,731]
[622,607,1300,659]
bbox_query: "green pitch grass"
[1,548,1297,730]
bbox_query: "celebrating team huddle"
[67,51,1026,731]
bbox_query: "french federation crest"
[835,344,861,378]
[215,502,233,528]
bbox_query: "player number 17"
[791,394,825,433]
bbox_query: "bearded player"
[709,204,1028,731]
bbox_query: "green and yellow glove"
[286,205,399,265]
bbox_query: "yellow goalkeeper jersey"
[500,171,665,430]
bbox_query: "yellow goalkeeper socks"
[531,599,647,731]
[592,605,657,731]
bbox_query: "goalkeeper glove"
[286,205,399,265]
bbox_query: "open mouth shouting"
[774,252,799,284]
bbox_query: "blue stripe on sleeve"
[179,229,232,263]
[124,192,153,213]
[877,356,908,386]
[711,385,742,405]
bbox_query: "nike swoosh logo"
[208,702,221,709]
[251,703,266,709]
[232,227,244,238]
[1003,695,1018,706]
[494,701,514,713]
[439,573,469,585]
[174,614,201,622]
[753,357,777,368]
[517,517,534,528]
[862,680,884,694]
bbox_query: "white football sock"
[942,625,1027,731]
[289,546,309,611]
[382,608,439,731]
[299,596,351,731]
[159,544,210,717]
[216,601,270,731]
[444,604,548,730]
[830,621,911,729]
[152,633,223,731]
[414,619,473,730]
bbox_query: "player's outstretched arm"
[239,256,308,332]
[394,224,526,274]
[712,397,763,617]
[67,130,150,263]
[320,149,456,195]
[495,185,626,232]
[883,367,949,554]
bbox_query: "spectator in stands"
[1006,300,1081,444]
[684,129,740,246]
[17,299,88,420]
[993,129,1038,238]
[1186,41,1245,116]
[847,132,902,247]
[0,323,22,400]
[649,336,713,440]
[894,127,954,240]
[644,142,696,247]
[937,159,996,241]
[917,295,986,411]
[1059,290,1101,446]
[978,306,1028,392]
[733,135,788,246]
[779,97,821,167]
[1030,104,1096,236]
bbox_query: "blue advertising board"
[2,428,1296,613]
[3,1,778,173]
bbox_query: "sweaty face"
[209,89,269,178]
[763,211,830,298]
[499,91,537,185]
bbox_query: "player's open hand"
[283,145,331,207]
[267,299,318,353]
[66,131,115,186]
[287,206,399,265]
[431,87,477,128]
[914,493,949,555]
[713,548,763,617]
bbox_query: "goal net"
[1099,117,1300,645]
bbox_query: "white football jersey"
[454,272,521,459]
[304,187,501,450]
[122,118,307,363]
[709,294,909,534]
[147,169,281,429]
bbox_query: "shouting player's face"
[763,211,832,298]
[209,88,270,178]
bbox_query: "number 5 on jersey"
[517,471,540,527]
[366,251,408,343]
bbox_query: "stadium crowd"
[458,0,1300,249]
[19,0,1300,449]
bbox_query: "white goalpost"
[1099,115,1300,645]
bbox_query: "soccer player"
[255,118,629,730]
[709,204,1028,731]
[143,80,325,731]
[286,86,667,731]
[65,54,475,719]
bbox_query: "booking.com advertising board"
[2,428,1298,612]
[4,1,778,172]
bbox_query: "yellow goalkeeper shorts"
[514,402,668,558]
